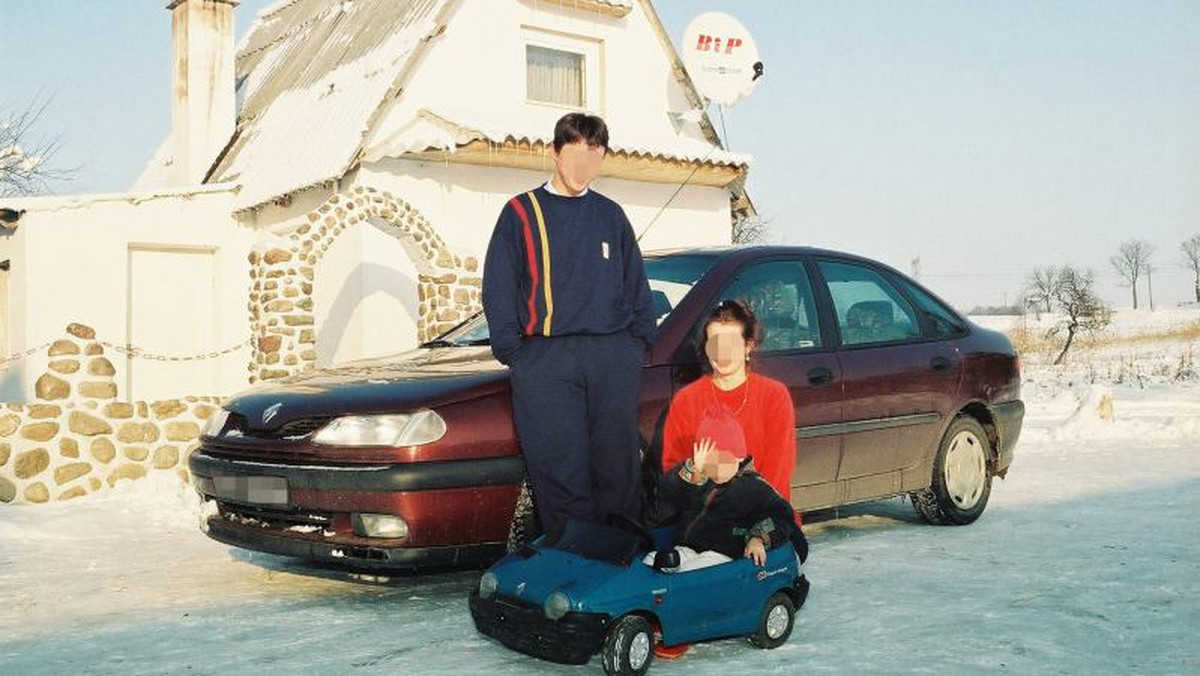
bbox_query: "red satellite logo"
[695,34,744,55]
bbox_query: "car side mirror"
[652,548,680,571]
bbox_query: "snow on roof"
[365,107,752,169]
[210,0,452,211]
[0,183,240,215]
[142,0,733,211]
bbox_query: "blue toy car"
[469,519,809,675]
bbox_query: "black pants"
[509,331,645,539]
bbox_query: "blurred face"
[702,448,743,484]
[551,140,606,195]
[705,320,754,378]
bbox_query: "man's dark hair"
[553,113,610,153]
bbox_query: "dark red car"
[190,247,1023,570]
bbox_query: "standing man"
[483,113,656,540]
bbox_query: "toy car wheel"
[602,614,654,676]
[749,591,795,649]
[911,415,993,525]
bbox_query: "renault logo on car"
[262,403,283,425]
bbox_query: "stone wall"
[248,185,482,383]
[0,323,219,504]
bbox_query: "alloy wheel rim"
[944,430,986,509]
[629,631,651,669]
[766,604,790,639]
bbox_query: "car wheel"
[748,591,795,649]
[911,415,993,525]
[602,615,654,676]
[506,475,542,552]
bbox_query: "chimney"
[167,0,239,185]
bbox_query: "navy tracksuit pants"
[508,331,645,539]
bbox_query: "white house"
[0,0,752,405]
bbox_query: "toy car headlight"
[479,572,499,599]
[544,591,571,620]
[202,409,231,437]
[313,410,447,447]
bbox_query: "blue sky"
[4,1,1198,310]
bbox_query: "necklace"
[711,375,750,416]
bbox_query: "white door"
[128,247,217,401]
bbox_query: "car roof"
[644,245,888,268]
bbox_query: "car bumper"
[469,591,609,665]
[991,400,1024,476]
[204,514,506,570]
[189,449,523,568]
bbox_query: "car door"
[813,258,963,500]
[671,257,843,509]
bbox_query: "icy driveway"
[2,384,1198,676]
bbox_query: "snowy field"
[2,310,1198,675]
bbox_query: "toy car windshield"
[547,519,649,567]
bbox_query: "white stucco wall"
[366,0,719,177]
[358,158,730,261]
[1,186,258,402]
[312,219,421,367]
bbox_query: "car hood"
[492,548,631,606]
[224,346,508,429]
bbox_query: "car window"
[716,260,822,353]
[644,254,719,326]
[893,275,968,338]
[429,253,718,346]
[818,260,921,347]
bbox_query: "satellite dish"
[681,12,762,107]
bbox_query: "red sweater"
[662,373,797,502]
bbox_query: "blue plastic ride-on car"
[468,519,809,676]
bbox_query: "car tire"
[911,415,993,525]
[602,615,654,676]
[506,475,542,552]
[748,591,796,649]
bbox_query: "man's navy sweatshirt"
[482,185,656,365]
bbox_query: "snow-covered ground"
[2,310,1198,675]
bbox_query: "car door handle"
[930,357,953,372]
[807,367,835,386]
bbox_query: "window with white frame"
[523,27,603,112]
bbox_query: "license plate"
[211,475,289,506]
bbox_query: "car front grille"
[219,502,332,531]
[223,413,334,440]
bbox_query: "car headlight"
[202,409,231,437]
[544,591,571,620]
[479,572,498,599]
[312,410,447,447]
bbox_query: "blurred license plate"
[212,475,288,506]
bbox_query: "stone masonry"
[0,324,219,504]
[248,186,481,383]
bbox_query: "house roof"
[139,0,747,214]
[364,107,751,173]
[208,0,454,211]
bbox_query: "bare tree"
[1,97,73,197]
[1023,266,1059,317]
[1109,239,1154,309]
[732,214,772,245]
[1181,234,1200,303]
[1047,266,1112,365]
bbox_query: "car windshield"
[423,252,718,347]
